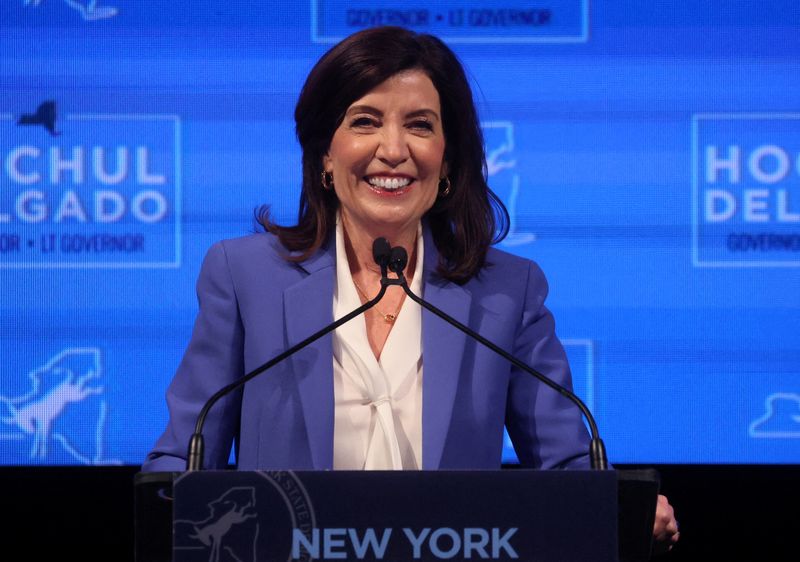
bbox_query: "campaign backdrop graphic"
[693,113,800,267]
[1,1,798,465]
[1,111,181,268]
[312,0,588,43]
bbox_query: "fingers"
[652,494,680,554]
[655,495,678,536]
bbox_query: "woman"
[143,25,678,549]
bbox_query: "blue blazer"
[143,228,591,471]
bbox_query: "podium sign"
[172,470,618,562]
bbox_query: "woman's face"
[323,69,447,238]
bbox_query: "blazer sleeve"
[504,260,592,469]
[141,241,245,471]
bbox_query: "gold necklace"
[352,280,401,323]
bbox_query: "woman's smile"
[364,174,415,195]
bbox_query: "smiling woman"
[142,25,677,551]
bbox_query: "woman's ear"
[322,153,332,173]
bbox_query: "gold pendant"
[384,314,396,323]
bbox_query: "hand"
[652,494,680,555]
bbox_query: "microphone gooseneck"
[185,238,395,471]
[387,245,609,470]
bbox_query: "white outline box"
[311,0,589,44]
[502,337,596,463]
[563,338,596,414]
[691,112,800,268]
[0,113,182,269]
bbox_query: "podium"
[135,469,658,562]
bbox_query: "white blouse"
[332,220,424,470]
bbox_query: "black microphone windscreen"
[389,246,408,273]
[372,237,392,267]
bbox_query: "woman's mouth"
[365,176,414,194]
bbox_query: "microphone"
[186,238,395,471]
[373,237,392,278]
[388,245,609,470]
[388,246,408,276]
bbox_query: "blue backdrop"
[1,1,798,466]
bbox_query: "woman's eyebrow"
[406,109,440,122]
[346,104,382,116]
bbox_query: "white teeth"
[367,176,411,190]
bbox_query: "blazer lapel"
[280,228,474,470]
[420,229,472,469]
[283,240,336,470]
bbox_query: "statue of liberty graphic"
[175,487,260,562]
[0,348,120,465]
[749,393,800,438]
[23,0,118,21]
[482,121,536,247]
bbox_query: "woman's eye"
[351,117,377,128]
[409,120,434,132]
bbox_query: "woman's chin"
[346,209,422,236]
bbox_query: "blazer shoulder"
[207,232,334,288]
[195,233,299,290]
[456,247,551,319]
[482,246,548,288]
[214,232,286,262]
[485,245,534,267]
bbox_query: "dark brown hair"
[259,26,509,283]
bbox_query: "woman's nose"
[375,126,409,167]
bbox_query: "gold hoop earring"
[438,176,451,197]
[321,171,334,191]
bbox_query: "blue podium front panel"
[173,470,618,562]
